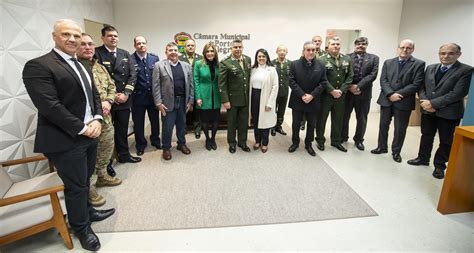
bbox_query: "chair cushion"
[0,168,13,198]
[0,172,66,237]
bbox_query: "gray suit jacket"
[152,59,194,111]
[348,52,379,100]
[377,56,425,111]
[419,61,473,120]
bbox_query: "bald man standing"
[407,43,472,179]
[371,39,425,163]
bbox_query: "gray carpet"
[92,130,377,233]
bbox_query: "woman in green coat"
[194,42,221,150]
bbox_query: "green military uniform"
[218,54,252,147]
[179,53,204,136]
[316,49,327,58]
[316,53,354,145]
[83,59,116,182]
[271,58,291,130]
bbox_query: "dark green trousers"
[316,94,345,145]
[226,105,249,146]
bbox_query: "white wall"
[114,0,403,63]
[114,0,403,113]
[399,0,473,66]
[0,0,114,181]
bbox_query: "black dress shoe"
[90,208,115,222]
[305,146,316,156]
[107,160,116,177]
[432,167,445,179]
[407,157,429,166]
[210,139,217,150]
[205,140,212,151]
[355,142,365,151]
[276,127,287,135]
[118,155,142,163]
[331,144,347,152]
[136,150,144,156]
[75,226,101,251]
[238,144,251,152]
[229,145,236,153]
[392,153,402,163]
[271,128,276,136]
[316,143,325,151]
[300,124,305,131]
[288,144,298,153]
[195,132,201,139]
[371,147,388,154]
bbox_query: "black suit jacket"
[377,56,425,111]
[22,50,102,153]
[348,52,379,100]
[419,61,473,120]
[95,45,137,110]
[288,57,328,112]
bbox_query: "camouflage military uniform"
[83,59,117,188]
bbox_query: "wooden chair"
[0,155,73,249]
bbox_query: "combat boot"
[96,174,122,187]
[89,187,106,207]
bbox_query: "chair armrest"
[0,184,64,207]
[1,154,55,173]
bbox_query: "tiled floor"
[2,112,473,252]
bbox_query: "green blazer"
[194,60,221,109]
[218,54,252,107]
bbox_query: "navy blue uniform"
[131,52,161,151]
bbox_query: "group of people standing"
[22,18,472,251]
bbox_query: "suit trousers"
[132,103,161,151]
[418,113,459,170]
[292,109,316,147]
[226,104,249,146]
[275,94,288,128]
[342,94,371,143]
[316,95,345,145]
[377,106,411,154]
[161,96,187,151]
[45,138,97,233]
[111,108,131,159]
[251,88,270,146]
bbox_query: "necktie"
[398,60,407,71]
[142,57,146,65]
[435,65,448,83]
[238,58,244,71]
[353,55,363,82]
[111,51,116,59]
[70,58,94,112]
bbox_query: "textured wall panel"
[0,0,114,182]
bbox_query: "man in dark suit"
[288,41,328,156]
[179,39,203,139]
[219,39,252,153]
[95,25,140,165]
[342,37,379,151]
[22,19,115,251]
[131,36,161,156]
[371,39,425,163]
[407,43,473,179]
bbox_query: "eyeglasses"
[305,48,316,52]
[399,46,413,51]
